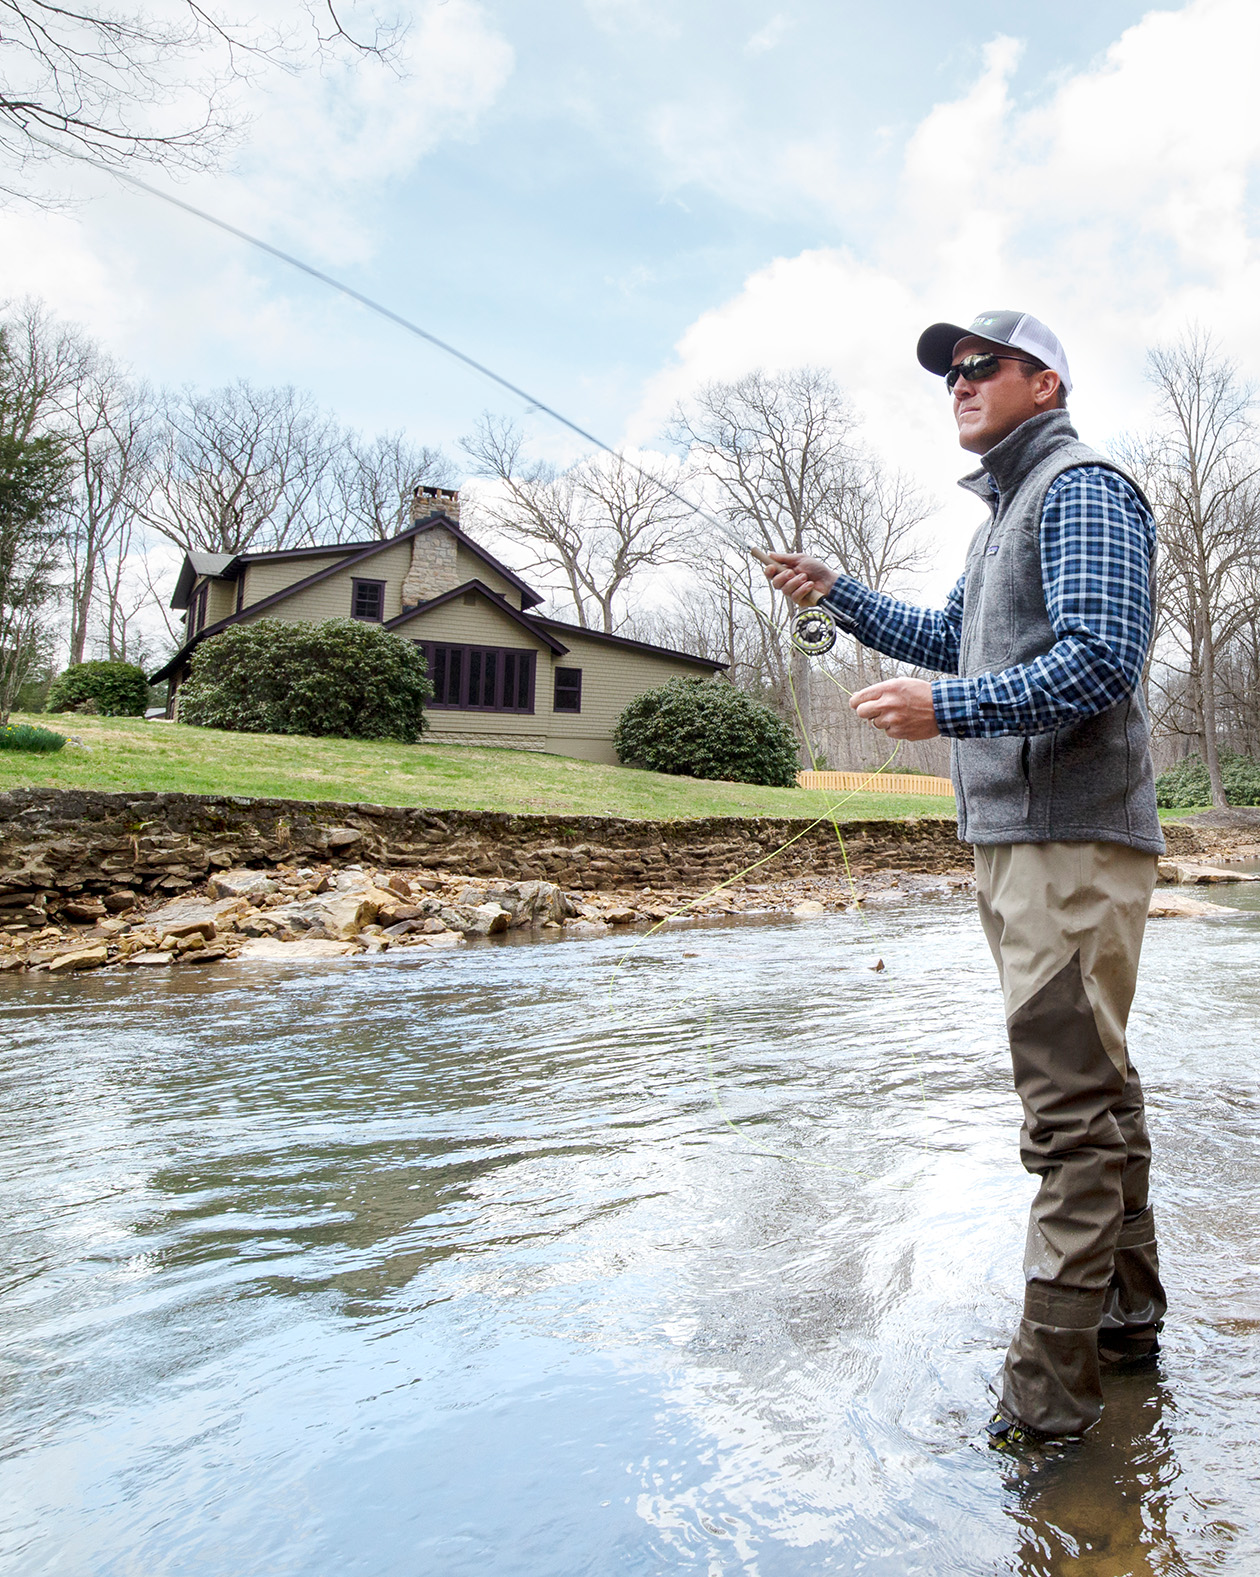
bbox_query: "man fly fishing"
[762,310,1167,1448]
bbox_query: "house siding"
[240,554,353,611]
[203,578,237,627]
[238,542,415,625]
[539,628,717,765]
[453,544,519,606]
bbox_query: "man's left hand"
[849,678,941,740]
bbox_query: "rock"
[97,918,129,937]
[235,937,359,960]
[1148,891,1234,918]
[326,828,364,850]
[61,899,107,922]
[208,868,277,900]
[44,945,109,973]
[125,951,174,966]
[0,955,24,971]
[564,919,609,937]
[385,874,412,898]
[175,943,231,963]
[265,890,380,940]
[1160,861,1260,885]
[603,906,638,925]
[457,903,510,937]
[792,899,827,917]
[405,930,464,950]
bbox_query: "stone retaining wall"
[0,787,1226,922]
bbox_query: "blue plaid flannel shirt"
[820,466,1155,738]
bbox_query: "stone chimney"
[401,489,462,610]
[410,485,460,526]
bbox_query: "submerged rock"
[1148,891,1234,918]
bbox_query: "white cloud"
[629,0,1260,594]
[0,0,514,374]
[220,0,515,264]
[745,15,791,56]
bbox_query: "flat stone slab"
[1148,891,1235,918]
[1158,861,1260,885]
[235,938,358,960]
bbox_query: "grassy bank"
[0,713,956,822]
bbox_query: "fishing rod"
[34,136,841,660]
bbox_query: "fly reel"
[790,606,838,657]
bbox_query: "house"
[151,488,725,764]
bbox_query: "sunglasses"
[945,352,1039,393]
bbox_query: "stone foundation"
[0,788,1237,922]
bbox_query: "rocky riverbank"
[3,788,1260,975]
[3,846,1258,975]
[0,855,983,975]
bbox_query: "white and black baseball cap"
[917,310,1072,394]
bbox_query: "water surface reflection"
[0,892,1257,1573]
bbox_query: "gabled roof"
[386,580,570,654]
[165,512,544,614]
[413,516,543,610]
[530,615,727,670]
[171,552,237,610]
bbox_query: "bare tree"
[61,356,155,663]
[143,380,340,555]
[333,430,451,540]
[460,415,693,633]
[0,297,93,439]
[670,367,933,744]
[1,0,402,200]
[1,326,72,720]
[1141,331,1260,807]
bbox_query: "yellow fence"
[796,770,955,797]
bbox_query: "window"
[553,667,582,713]
[418,643,535,713]
[193,583,209,634]
[352,578,386,621]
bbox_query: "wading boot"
[983,1409,1077,1452]
[1098,1322,1161,1371]
[1099,1205,1167,1372]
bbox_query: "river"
[1,887,1257,1575]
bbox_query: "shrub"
[46,660,150,717]
[178,619,434,742]
[1155,751,1260,808]
[0,722,66,753]
[614,678,800,787]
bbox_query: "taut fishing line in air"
[52,140,929,1174]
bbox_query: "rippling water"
[1,890,1258,1575]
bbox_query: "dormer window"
[193,583,209,633]
[352,579,386,622]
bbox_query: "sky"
[3,0,1260,600]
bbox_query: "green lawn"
[0,712,957,822]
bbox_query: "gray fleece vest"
[952,409,1164,855]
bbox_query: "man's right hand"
[761,553,839,608]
